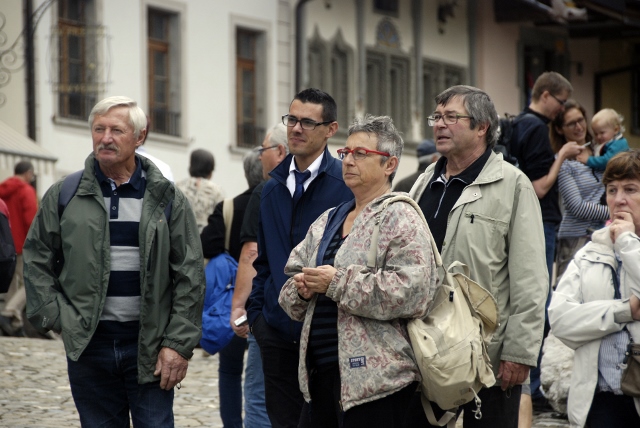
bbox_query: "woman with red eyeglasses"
[278,114,437,428]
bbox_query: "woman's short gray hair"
[347,114,404,183]
[434,85,499,148]
[88,96,147,139]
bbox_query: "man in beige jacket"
[407,85,548,428]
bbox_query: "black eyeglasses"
[563,117,586,129]
[255,145,279,155]
[549,93,567,106]
[282,114,333,130]
[427,113,473,126]
[337,147,390,161]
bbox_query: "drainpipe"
[295,0,313,92]
[467,0,476,87]
[413,0,423,140]
[356,0,365,113]
[25,0,36,140]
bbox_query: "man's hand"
[496,361,530,391]
[230,307,249,338]
[154,347,188,390]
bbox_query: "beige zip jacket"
[410,151,548,376]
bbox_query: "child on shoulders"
[577,108,628,170]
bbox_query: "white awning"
[0,120,57,175]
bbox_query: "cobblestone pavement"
[0,337,222,427]
[0,337,570,427]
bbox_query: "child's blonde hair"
[592,108,625,134]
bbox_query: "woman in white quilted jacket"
[549,149,640,427]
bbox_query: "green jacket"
[24,153,205,383]
[410,151,548,374]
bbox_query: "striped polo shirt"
[94,158,145,339]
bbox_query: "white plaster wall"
[473,2,597,124]
[473,0,521,116]
[567,38,598,117]
[422,0,469,67]
[305,0,356,45]
[0,0,28,135]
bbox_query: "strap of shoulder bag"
[366,194,442,270]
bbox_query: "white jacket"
[549,227,640,427]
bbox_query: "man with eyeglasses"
[247,88,352,427]
[223,122,289,428]
[508,72,584,419]
[407,85,548,428]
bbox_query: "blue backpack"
[200,252,237,354]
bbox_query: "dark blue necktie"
[292,170,311,206]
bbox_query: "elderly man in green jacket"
[23,96,205,427]
[407,85,548,428]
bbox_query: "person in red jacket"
[0,160,37,336]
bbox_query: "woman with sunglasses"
[278,114,437,428]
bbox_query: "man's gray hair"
[434,85,499,148]
[88,96,147,139]
[267,122,289,154]
[244,148,264,188]
[348,114,404,183]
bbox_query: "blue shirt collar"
[94,156,144,190]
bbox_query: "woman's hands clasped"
[293,265,337,300]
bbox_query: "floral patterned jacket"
[279,193,438,411]
[175,177,224,233]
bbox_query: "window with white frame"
[366,52,385,116]
[236,28,266,149]
[148,8,181,137]
[366,50,410,133]
[307,32,352,129]
[423,60,466,138]
[56,0,101,120]
[330,43,350,128]
[308,38,326,90]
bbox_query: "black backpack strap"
[164,199,173,227]
[54,170,82,277]
[58,170,84,220]
[59,170,173,223]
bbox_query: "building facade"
[0,0,638,197]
